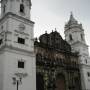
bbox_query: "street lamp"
[12,73,28,90]
[12,76,22,90]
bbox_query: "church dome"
[39,31,49,45]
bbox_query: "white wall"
[81,66,90,90]
[7,17,34,52]
[0,52,5,90]
[1,0,31,19]
[2,49,36,90]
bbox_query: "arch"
[20,4,24,13]
[81,34,84,40]
[55,73,66,90]
[3,4,6,14]
[69,34,73,41]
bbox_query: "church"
[0,0,90,90]
[35,29,81,90]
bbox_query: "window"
[87,72,90,77]
[20,4,24,13]
[0,39,3,45]
[18,37,25,44]
[18,61,24,68]
[85,59,87,64]
[81,34,84,40]
[3,5,6,14]
[69,34,73,41]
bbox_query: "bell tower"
[0,0,36,90]
[1,0,31,19]
[64,12,89,56]
[64,12,90,90]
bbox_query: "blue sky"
[31,0,90,52]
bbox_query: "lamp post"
[12,77,22,90]
[12,72,28,90]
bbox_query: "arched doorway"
[55,74,66,90]
[36,73,44,90]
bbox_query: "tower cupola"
[67,12,77,24]
[64,12,85,44]
[64,12,89,56]
[65,12,83,31]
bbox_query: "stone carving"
[19,23,25,31]
[36,31,71,52]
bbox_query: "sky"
[31,0,90,52]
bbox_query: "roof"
[35,31,71,52]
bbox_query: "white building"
[0,0,36,90]
[0,0,90,90]
[64,12,90,90]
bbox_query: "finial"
[55,28,57,31]
[69,11,77,23]
[45,31,47,34]
[70,11,74,19]
[70,11,73,16]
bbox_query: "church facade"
[34,31,81,90]
[0,0,90,90]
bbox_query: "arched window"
[3,5,6,14]
[85,59,87,64]
[20,4,24,13]
[81,34,84,40]
[69,34,73,41]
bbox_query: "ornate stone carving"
[35,31,82,90]
[38,31,71,52]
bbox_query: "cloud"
[31,0,90,53]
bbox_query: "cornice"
[71,41,88,47]
[0,45,35,57]
[64,25,84,33]
[80,64,90,69]
[0,12,35,25]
